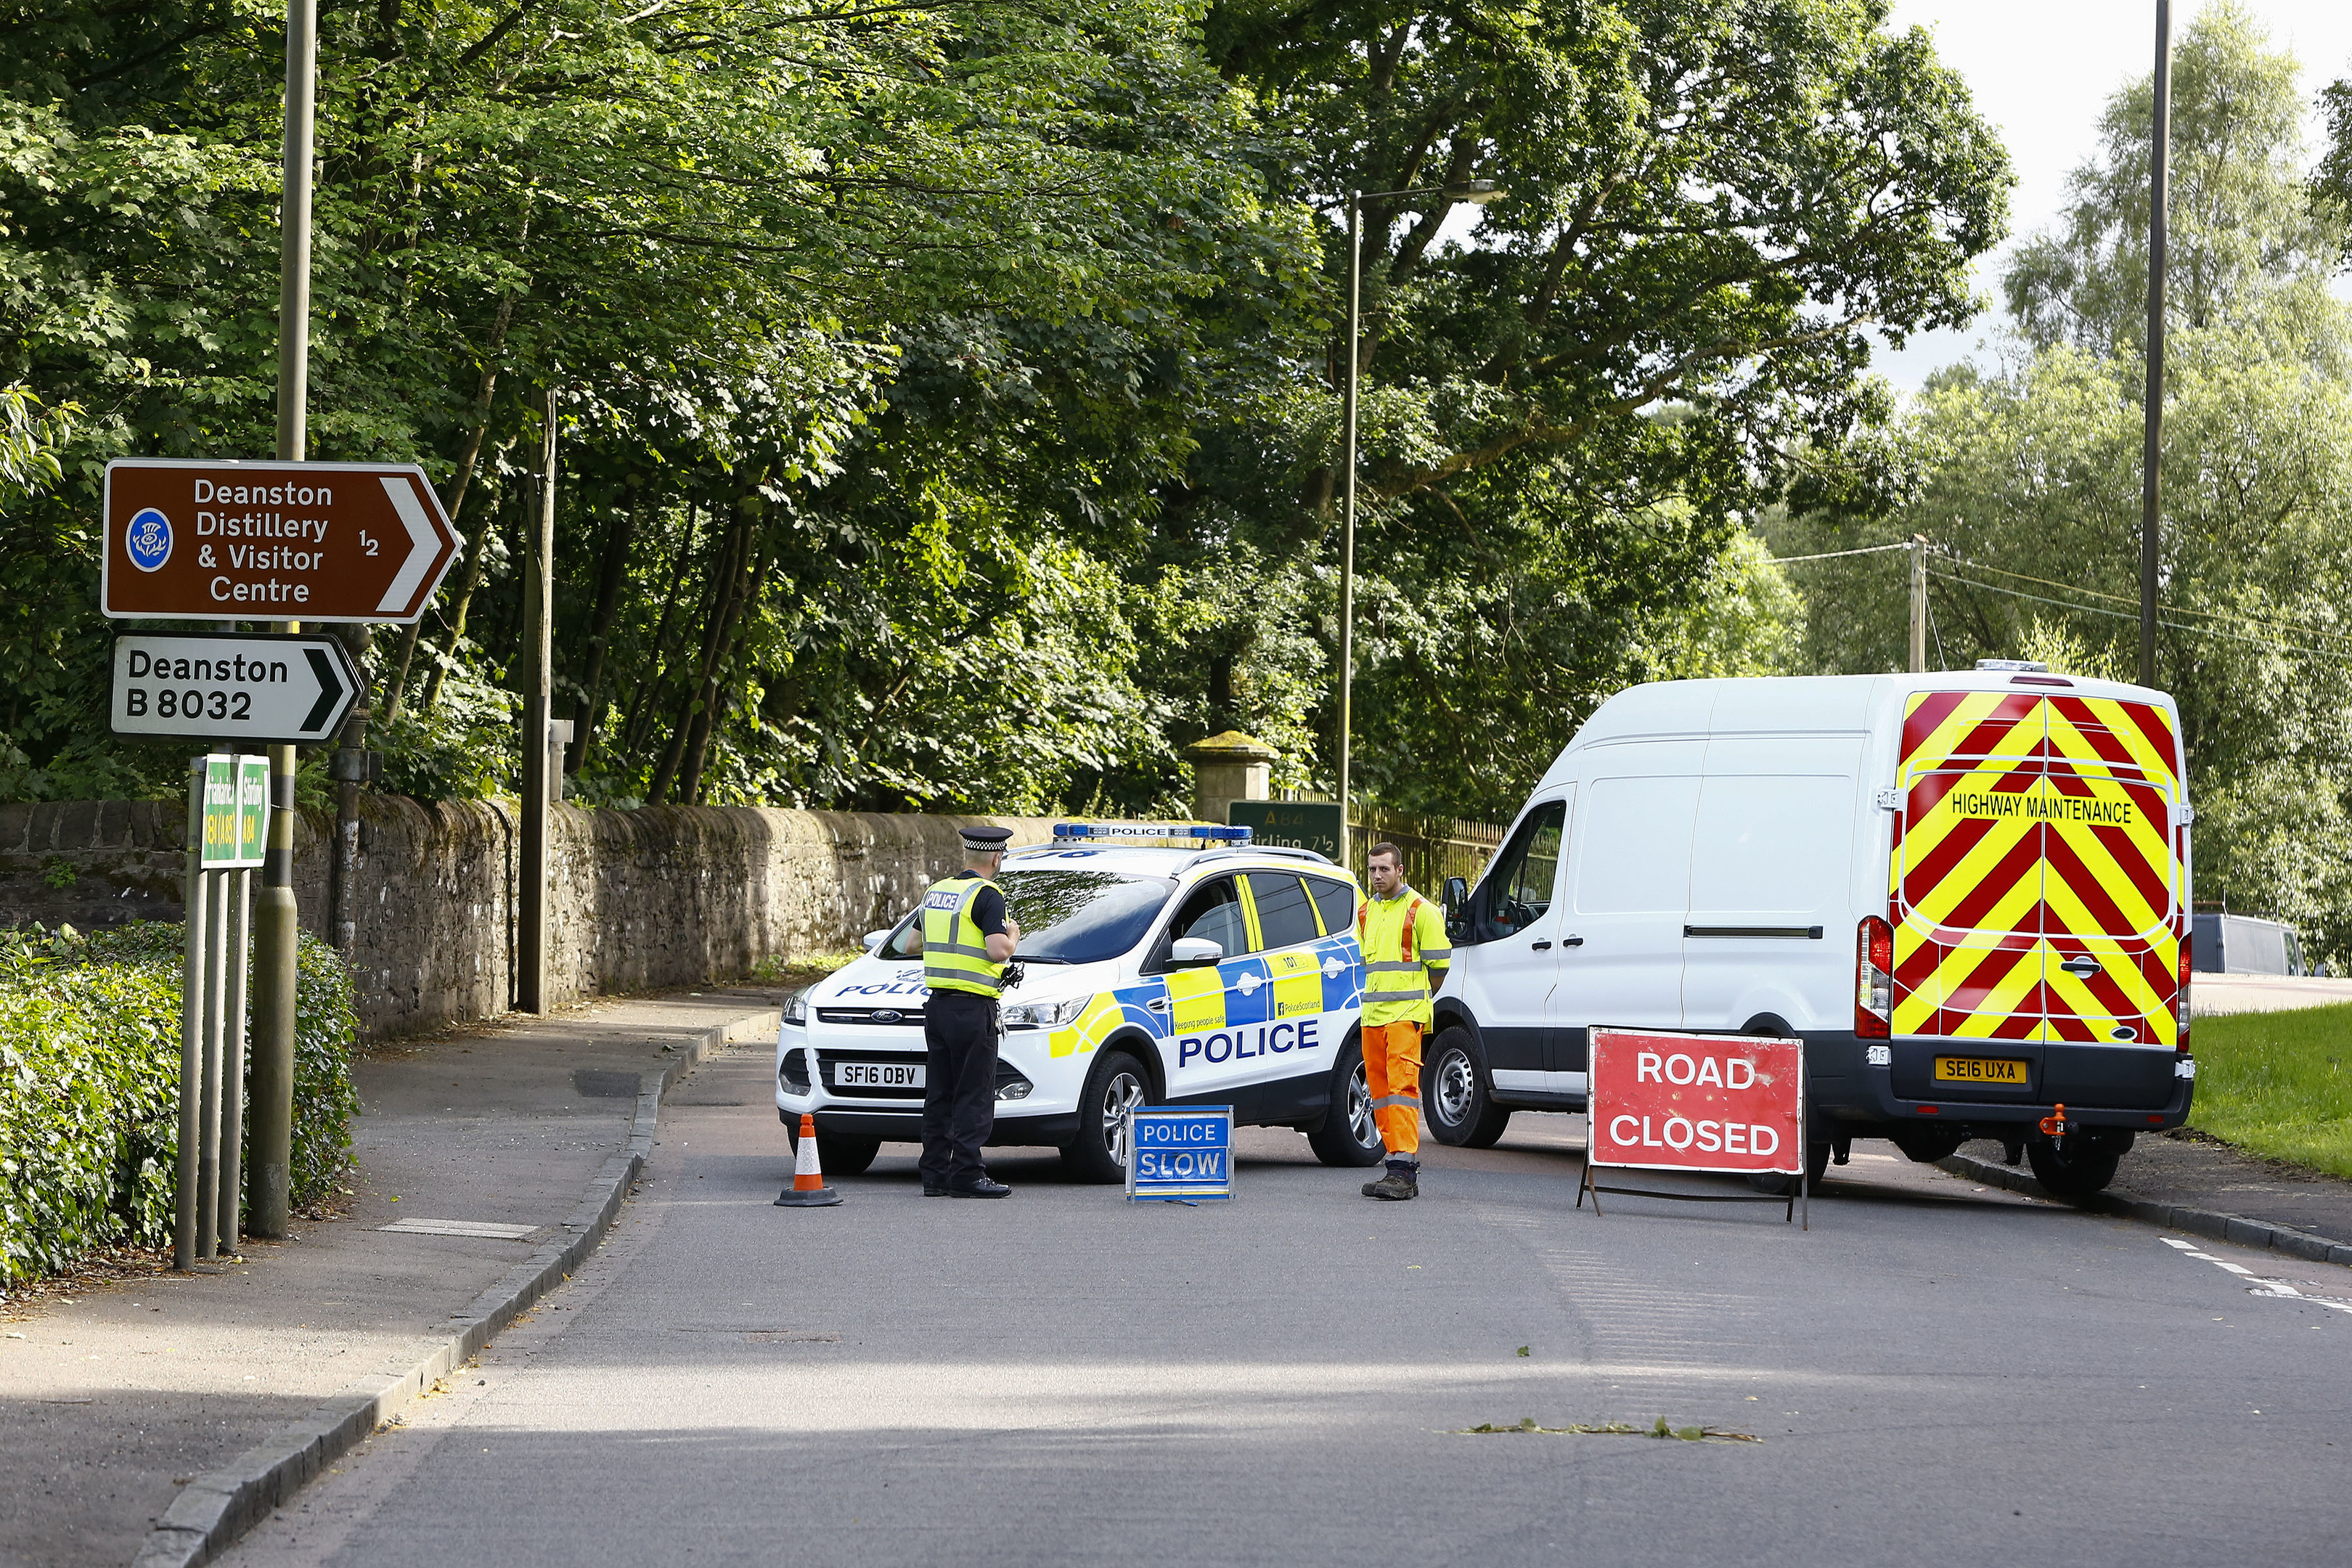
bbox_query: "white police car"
[776,824,1381,1181]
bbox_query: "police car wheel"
[787,1126,881,1178]
[1307,1040,1384,1167]
[1060,1050,1150,1185]
[1424,1027,1511,1149]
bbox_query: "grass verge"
[2188,1003,2352,1180]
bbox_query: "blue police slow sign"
[1126,1106,1235,1201]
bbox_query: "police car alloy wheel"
[1306,1037,1384,1167]
[1061,1050,1150,1185]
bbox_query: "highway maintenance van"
[1429,666,2194,1197]
[776,825,1381,1182]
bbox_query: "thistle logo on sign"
[126,507,173,572]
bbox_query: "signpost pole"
[253,0,319,1235]
[174,759,209,1272]
[219,854,253,1251]
[197,845,229,1260]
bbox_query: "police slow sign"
[1125,1106,1234,1201]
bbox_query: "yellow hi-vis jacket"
[1357,885,1451,1029]
[922,873,1006,997]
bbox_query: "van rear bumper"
[1802,1031,2194,1131]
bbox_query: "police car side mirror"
[1169,937,1224,968]
[862,929,891,952]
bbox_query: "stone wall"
[0,795,1050,1038]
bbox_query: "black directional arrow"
[301,647,348,734]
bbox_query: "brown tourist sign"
[101,458,462,624]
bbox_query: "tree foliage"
[2,0,2005,825]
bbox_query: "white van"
[1428,668,2196,1198]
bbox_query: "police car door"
[1154,875,1259,1102]
[1237,872,1345,1108]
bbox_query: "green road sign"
[197,754,266,869]
[1228,800,1345,863]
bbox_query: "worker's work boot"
[1362,1161,1419,1201]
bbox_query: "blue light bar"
[1050,822,1252,844]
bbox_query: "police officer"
[907,825,1021,1197]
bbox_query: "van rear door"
[1890,689,2184,1049]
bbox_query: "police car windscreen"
[999,871,1170,964]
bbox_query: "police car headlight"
[1002,995,1089,1029]
[783,987,812,1026]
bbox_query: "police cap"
[959,825,1013,854]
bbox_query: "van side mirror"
[1442,877,1468,916]
[1169,937,1224,967]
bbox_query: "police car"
[775,824,1381,1181]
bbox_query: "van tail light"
[2176,931,2192,1052]
[1858,917,1893,1040]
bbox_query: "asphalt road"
[224,1048,2352,1568]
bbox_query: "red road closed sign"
[1588,1029,1803,1177]
[101,458,462,624]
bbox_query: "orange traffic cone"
[774,1114,843,1207]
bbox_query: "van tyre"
[2026,1131,2125,1199]
[786,1126,881,1178]
[1308,1037,1385,1167]
[1060,1050,1150,1185]
[1744,1140,1832,1195]
[1424,1027,1511,1148]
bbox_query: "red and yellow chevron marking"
[1890,690,2184,1045]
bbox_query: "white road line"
[2163,1236,2352,1315]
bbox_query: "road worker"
[1356,841,1450,1200]
[905,825,1021,1197]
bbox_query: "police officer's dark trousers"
[920,990,998,1188]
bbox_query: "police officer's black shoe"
[950,1177,1011,1199]
[923,1184,949,1197]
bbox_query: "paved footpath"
[216,1053,2352,1568]
[0,989,783,1568]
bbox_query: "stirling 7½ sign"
[101,458,462,624]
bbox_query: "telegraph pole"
[518,387,557,1013]
[1909,536,1928,674]
[2140,0,2171,687]
[249,0,317,1238]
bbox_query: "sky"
[1871,1,2352,389]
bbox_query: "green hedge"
[0,920,358,1282]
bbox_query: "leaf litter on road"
[1451,1416,1760,1442]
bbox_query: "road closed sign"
[1588,1029,1803,1177]
[100,458,462,624]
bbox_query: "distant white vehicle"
[1431,665,2197,1199]
[2192,912,2306,976]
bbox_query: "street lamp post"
[1336,179,1506,856]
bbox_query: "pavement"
[2189,972,2352,1015]
[211,1061,2352,1568]
[8,999,2352,1567]
[0,988,786,1568]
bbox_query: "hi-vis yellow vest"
[923,873,1006,997]
[1357,886,1451,1028]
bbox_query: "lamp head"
[1447,179,1508,205]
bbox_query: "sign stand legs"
[219,866,252,1251]
[197,867,226,1261]
[176,752,266,1270]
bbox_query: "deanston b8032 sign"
[102,458,462,624]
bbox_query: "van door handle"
[1561,936,1585,947]
[2059,957,2100,977]
[1530,940,1552,951]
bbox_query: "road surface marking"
[2163,1236,2352,1314]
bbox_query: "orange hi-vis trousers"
[1363,1021,1424,1159]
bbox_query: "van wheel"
[1059,1050,1150,1185]
[1744,1140,1832,1195]
[2025,1132,2123,1199]
[1308,1039,1385,1167]
[1888,1124,1966,1164]
[1424,1027,1511,1148]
